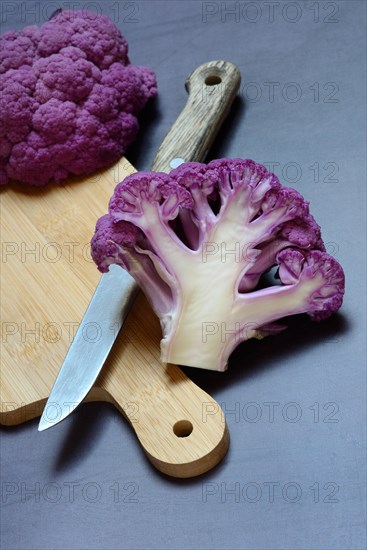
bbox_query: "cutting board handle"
[97,358,229,478]
[151,60,241,172]
[121,367,229,479]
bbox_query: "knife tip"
[38,417,51,431]
[38,405,76,431]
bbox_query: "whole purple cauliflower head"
[0,10,157,186]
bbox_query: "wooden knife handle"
[151,60,241,172]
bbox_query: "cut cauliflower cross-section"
[92,159,345,371]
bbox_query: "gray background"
[1,1,366,549]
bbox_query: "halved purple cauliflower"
[91,159,345,372]
[0,10,157,186]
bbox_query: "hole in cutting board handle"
[173,420,193,438]
[205,75,222,86]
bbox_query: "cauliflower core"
[0,10,157,186]
[91,159,345,372]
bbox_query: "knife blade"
[38,266,138,429]
[38,60,241,431]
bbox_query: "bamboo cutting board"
[0,61,241,477]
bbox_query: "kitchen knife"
[38,60,241,431]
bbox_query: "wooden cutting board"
[0,61,241,478]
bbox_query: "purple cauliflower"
[91,159,345,372]
[0,10,157,186]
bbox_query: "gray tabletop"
[1,1,366,549]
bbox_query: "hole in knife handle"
[205,74,222,86]
[173,420,193,438]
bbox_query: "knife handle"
[151,60,241,172]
